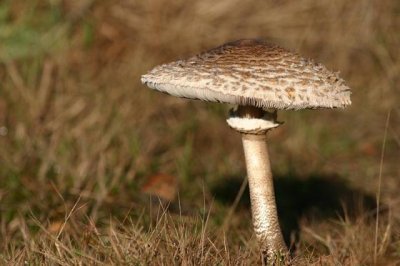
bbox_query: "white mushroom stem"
[227,106,288,260]
[242,134,287,258]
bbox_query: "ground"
[0,0,399,265]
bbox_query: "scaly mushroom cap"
[141,39,351,110]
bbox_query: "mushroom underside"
[142,80,351,110]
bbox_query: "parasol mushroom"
[141,39,351,262]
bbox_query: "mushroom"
[141,39,351,261]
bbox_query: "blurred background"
[0,0,399,264]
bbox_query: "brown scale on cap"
[141,39,351,110]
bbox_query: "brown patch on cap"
[285,87,296,100]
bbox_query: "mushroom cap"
[141,39,351,110]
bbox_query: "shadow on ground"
[210,173,377,244]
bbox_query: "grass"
[1,0,400,264]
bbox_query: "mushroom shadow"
[210,173,376,244]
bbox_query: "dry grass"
[0,0,399,264]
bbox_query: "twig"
[5,62,32,104]
[374,110,391,265]
[222,177,248,231]
[302,227,333,253]
[36,59,55,120]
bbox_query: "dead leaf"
[141,173,178,201]
[359,142,378,156]
[48,221,68,234]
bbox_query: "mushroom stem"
[235,105,288,261]
[241,134,288,260]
